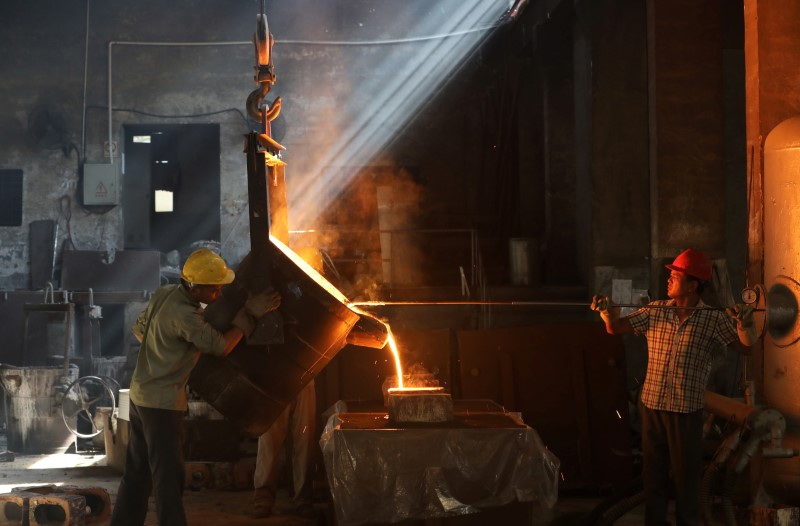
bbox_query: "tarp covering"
[320,400,560,525]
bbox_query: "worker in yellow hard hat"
[111,248,280,526]
[590,248,756,526]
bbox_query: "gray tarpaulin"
[320,400,560,525]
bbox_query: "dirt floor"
[0,451,662,526]
[0,425,667,526]
[1,455,316,526]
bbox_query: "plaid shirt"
[626,299,738,412]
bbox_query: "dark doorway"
[122,124,221,253]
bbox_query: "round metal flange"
[61,376,116,439]
[752,283,767,339]
[767,276,800,347]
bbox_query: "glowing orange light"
[388,387,443,394]
[269,234,349,304]
[386,331,405,389]
[272,234,414,391]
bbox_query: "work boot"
[253,487,275,518]
[252,502,272,518]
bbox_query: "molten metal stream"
[385,331,405,390]
[271,235,426,391]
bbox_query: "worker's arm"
[220,326,247,356]
[221,288,282,356]
[591,295,635,335]
[132,306,147,343]
[726,304,757,354]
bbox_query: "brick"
[211,462,234,490]
[62,488,109,525]
[11,486,56,495]
[15,486,109,525]
[29,493,85,526]
[0,491,36,526]
[387,390,454,424]
[185,462,212,490]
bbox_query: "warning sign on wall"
[82,163,119,206]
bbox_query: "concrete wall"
[0,0,509,290]
[0,0,748,299]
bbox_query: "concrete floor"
[0,452,659,526]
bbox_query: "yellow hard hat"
[181,249,235,285]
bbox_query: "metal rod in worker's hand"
[349,300,765,312]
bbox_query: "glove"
[590,295,609,313]
[725,304,754,328]
[245,288,281,319]
[590,294,616,323]
[231,308,256,337]
[726,304,757,346]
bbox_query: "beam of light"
[24,453,107,471]
[287,1,514,229]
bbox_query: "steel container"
[189,238,384,437]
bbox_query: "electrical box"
[83,163,120,206]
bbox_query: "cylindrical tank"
[761,116,800,500]
[0,365,78,453]
[189,237,386,437]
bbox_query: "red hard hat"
[665,248,712,282]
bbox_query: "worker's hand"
[590,295,609,313]
[245,288,281,319]
[590,294,616,322]
[727,304,757,346]
[231,308,256,337]
[726,304,755,328]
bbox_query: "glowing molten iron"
[271,234,421,392]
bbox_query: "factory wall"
[0,0,506,290]
[0,0,747,298]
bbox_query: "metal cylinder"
[762,115,800,501]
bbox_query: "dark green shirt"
[130,284,226,410]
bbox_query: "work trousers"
[110,402,187,526]
[253,380,316,507]
[641,404,703,526]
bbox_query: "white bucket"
[118,389,130,420]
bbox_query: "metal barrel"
[0,365,78,453]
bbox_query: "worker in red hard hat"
[110,249,281,526]
[590,248,756,526]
